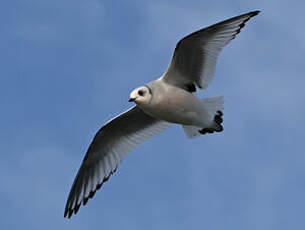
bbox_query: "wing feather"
[64,106,170,218]
[162,11,260,90]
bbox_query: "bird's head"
[129,85,152,105]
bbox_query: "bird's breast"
[141,84,201,125]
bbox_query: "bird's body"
[64,11,260,218]
[139,79,204,126]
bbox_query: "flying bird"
[64,11,260,218]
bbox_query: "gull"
[64,11,260,218]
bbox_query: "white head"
[129,85,152,105]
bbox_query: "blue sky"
[2,0,305,229]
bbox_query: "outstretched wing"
[64,106,170,218]
[162,11,259,91]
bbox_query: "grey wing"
[64,106,170,218]
[162,11,260,91]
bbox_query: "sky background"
[2,0,305,229]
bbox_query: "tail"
[182,96,224,138]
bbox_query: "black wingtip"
[64,202,71,218]
[250,10,261,16]
[83,197,89,205]
[64,174,115,219]
[74,204,80,214]
[96,183,102,190]
[88,190,96,199]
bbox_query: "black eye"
[138,90,145,96]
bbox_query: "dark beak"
[129,98,135,102]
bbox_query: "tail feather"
[182,125,202,139]
[200,96,224,121]
[182,96,224,138]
